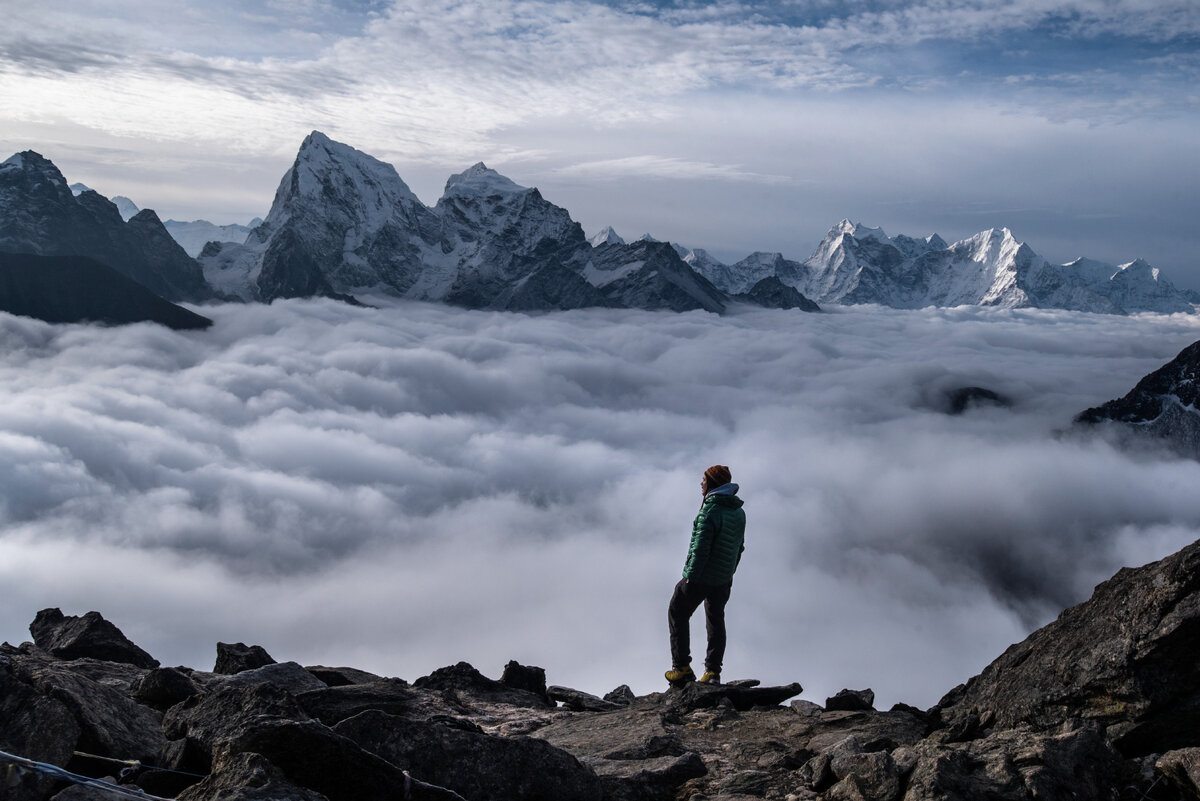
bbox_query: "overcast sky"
[1,1,1197,285]
[3,300,1200,707]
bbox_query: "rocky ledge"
[4,539,1200,801]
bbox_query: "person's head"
[701,464,732,494]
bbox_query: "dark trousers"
[668,578,732,673]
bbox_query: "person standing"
[666,464,746,686]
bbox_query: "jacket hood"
[704,483,743,508]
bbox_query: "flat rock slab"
[669,681,804,712]
[295,679,416,726]
[335,709,604,801]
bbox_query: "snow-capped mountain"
[198,132,794,314]
[721,220,1196,315]
[70,181,260,256]
[589,226,625,247]
[1076,339,1200,456]
[1,152,211,302]
[163,218,261,257]
[71,182,140,221]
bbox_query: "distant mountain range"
[674,220,1199,315]
[70,183,261,257]
[2,133,1196,322]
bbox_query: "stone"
[826,689,875,712]
[533,703,705,799]
[903,722,1121,801]
[718,769,773,795]
[669,680,804,712]
[176,750,330,801]
[500,660,548,697]
[13,653,165,763]
[162,682,309,774]
[302,666,382,687]
[548,685,623,711]
[295,679,416,726]
[936,537,1200,756]
[1156,748,1200,796]
[131,667,201,710]
[230,717,467,801]
[791,699,824,718]
[213,643,275,675]
[413,661,552,709]
[825,739,901,801]
[29,609,158,669]
[605,685,637,705]
[216,662,327,695]
[1,657,82,801]
[335,709,604,801]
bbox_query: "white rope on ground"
[72,750,208,779]
[0,748,178,801]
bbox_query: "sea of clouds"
[3,299,1200,708]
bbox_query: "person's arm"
[683,505,717,580]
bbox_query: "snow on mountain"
[769,220,1195,314]
[589,226,625,247]
[163,219,257,256]
[194,132,773,313]
[68,181,139,220]
[199,130,440,302]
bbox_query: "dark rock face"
[414,661,553,709]
[937,537,1200,757]
[335,709,604,801]
[944,385,1012,415]
[500,660,548,697]
[30,609,159,669]
[12,651,166,763]
[213,642,276,674]
[0,253,213,330]
[0,656,81,801]
[131,667,200,710]
[175,750,331,801]
[0,151,212,303]
[295,679,416,726]
[1076,339,1200,456]
[826,688,876,712]
[735,275,821,311]
[574,239,728,313]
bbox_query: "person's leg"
[668,579,706,668]
[703,582,733,674]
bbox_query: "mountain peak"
[2,150,65,183]
[443,162,525,198]
[590,226,625,247]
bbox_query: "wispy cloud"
[552,155,792,184]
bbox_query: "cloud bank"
[2,300,1200,707]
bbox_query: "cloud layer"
[2,300,1199,707]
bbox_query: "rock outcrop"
[1076,339,1200,457]
[0,253,213,330]
[4,538,1200,801]
[0,151,212,303]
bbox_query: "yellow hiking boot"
[665,665,695,685]
[699,671,721,685]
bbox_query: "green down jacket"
[683,485,746,585]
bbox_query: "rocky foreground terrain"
[5,538,1200,801]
